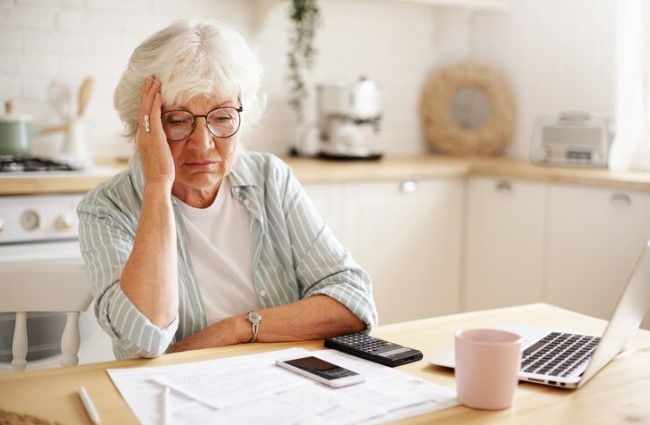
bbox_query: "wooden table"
[1,303,649,424]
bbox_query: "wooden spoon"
[78,77,94,117]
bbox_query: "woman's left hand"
[169,314,249,353]
[168,296,366,353]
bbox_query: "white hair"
[114,18,265,142]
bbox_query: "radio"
[531,111,611,167]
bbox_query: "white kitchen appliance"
[0,165,115,371]
[531,111,611,167]
[316,77,382,160]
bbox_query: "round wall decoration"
[420,60,515,156]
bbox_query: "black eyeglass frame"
[161,104,244,141]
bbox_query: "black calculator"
[324,333,423,367]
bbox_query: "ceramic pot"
[0,113,35,156]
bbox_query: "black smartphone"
[276,355,366,388]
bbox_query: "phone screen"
[283,356,359,380]
[277,356,365,387]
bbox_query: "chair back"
[0,261,92,372]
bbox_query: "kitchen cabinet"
[294,155,650,329]
[392,0,508,9]
[463,177,650,330]
[545,185,650,329]
[463,177,547,311]
[304,178,464,325]
[301,183,346,245]
[251,0,509,31]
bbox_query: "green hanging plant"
[287,0,321,123]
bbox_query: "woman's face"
[164,95,240,208]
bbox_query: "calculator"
[324,333,423,367]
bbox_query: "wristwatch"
[247,311,262,343]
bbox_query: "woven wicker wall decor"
[420,60,515,156]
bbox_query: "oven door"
[0,240,115,372]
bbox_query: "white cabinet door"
[545,185,650,329]
[302,183,346,245]
[341,178,464,325]
[464,177,547,311]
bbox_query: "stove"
[0,193,82,246]
[0,155,80,173]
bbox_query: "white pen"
[79,385,101,425]
[163,385,170,425]
[149,377,219,410]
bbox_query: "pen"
[163,385,170,425]
[79,386,101,425]
[149,377,219,410]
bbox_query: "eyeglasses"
[161,105,243,141]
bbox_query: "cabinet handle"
[610,193,632,207]
[400,180,418,194]
[495,180,513,193]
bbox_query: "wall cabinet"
[252,0,509,30]
[304,178,464,325]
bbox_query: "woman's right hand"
[137,78,175,190]
[120,78,180,329]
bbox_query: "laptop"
[429,240,650,389]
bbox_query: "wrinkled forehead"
[159,69,240,110]
[162,89,240,111]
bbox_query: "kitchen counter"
[0,165,122,196]
[284,155,650,192]
[467,156,650,192]
[1,155,649,195]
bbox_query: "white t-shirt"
[178,178,261,325]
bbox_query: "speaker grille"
[543,126,602,145]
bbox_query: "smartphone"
[276,355,366,388]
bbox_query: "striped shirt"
[77,151,377,359]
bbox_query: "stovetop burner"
[0,155,76,173]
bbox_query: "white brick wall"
[0,0,253,159]
[0,0,615,161]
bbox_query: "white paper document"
[107,347,457,425]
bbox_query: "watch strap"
[247,311,261,343]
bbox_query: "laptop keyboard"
[521,332,601,377]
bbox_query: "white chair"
[0,261,92,372]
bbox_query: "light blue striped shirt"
[77,152,377,359]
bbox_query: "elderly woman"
[78,18,377,359]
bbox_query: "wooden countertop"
[285,155,650,192]
[0,165,122,196]
[468,156,650,192]
[1,155,649,196]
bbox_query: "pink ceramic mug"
[455,328,522,410]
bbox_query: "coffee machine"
[316,77,382,160]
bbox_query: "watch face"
[248,311,261,323]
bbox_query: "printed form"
[107,347,457,425]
